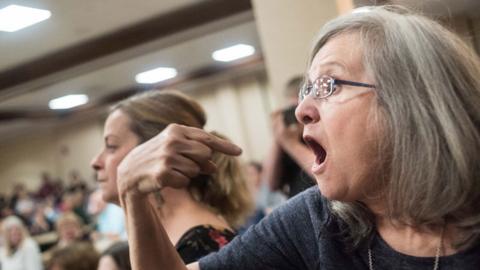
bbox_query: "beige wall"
[53,120,105,183]
[191,74,271,162]
[0,73,271,192]
[0,119,104,192]
[251,0,339,108]
[0,133,57,192]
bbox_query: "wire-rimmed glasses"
[299,75,375,101]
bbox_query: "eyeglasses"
[299,75,376,101]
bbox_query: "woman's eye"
[105,144,118,151]
[331,84,340,94]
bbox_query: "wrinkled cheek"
[316,162,348,200]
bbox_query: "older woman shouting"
[117,6,480,270]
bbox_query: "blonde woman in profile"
[90,90,253,265]
[0,215,43,270]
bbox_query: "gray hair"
[310,6,480,249]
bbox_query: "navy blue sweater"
[200,187,480,269]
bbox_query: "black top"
[102,225,235,269]
[200,187,480,269]
[175,225,236,264]
[280,150,315,198]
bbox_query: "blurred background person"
[97,241,131,270]
[58,188,90,226]
[36,172,55,200]
[238,161,286,234]
[0,215,43,270]
[87,188,126,252]
[13,186,36,227]
[48,241,99,270]
[53,212,85,248]
[263,76,315,198]
[29,202,54,236]
[42,211,87,264]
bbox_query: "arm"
[262,141,284,191]
[117,124,242,270]
[270,111,315,179]
[120,192,187,270]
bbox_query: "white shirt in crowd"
[0,238,43,270]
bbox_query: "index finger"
[183,127,242,156]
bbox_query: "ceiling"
[0,0,262,141]
[1,0,479,141]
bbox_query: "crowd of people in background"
[0,171,91,236]
[0,171,130,269]
[0,133,305,270]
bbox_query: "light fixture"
[135,67,177,84]
[0,5,51,32]
[49,94,89,110]
[212,44,255,62]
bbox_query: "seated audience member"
[42,195,60,225]
[0,192,10,219]
[53,212,85,248]
[29,202,54,236]
[8,183,24,210]
[238,161,286,234]
[87,188,126,251]
[66,170,89,192]
[263,76,315,198]
[37,172,55,199]
[90,90,253,264]
[63,188,90,225]
[0,215,43,270]
[43,212,86,264]
[246,161,286,213]
[116,6,480,270]
[48,242,99,270]
[13,187,35,226]
[97,241,131,270]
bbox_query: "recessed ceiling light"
[135,67,177,84]
[212,44,255,62]
[0,5,51,32]
[49,94,89,110]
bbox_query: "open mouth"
[304,135,327,166]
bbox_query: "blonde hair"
[113,90,253,228]
[189,131,253,227]
[49,242,99,270]
[55,211,83,230]
[1,215,30,256]
[310,6,480,249]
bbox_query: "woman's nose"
[295,98,320,125]
[90,152,103,171]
